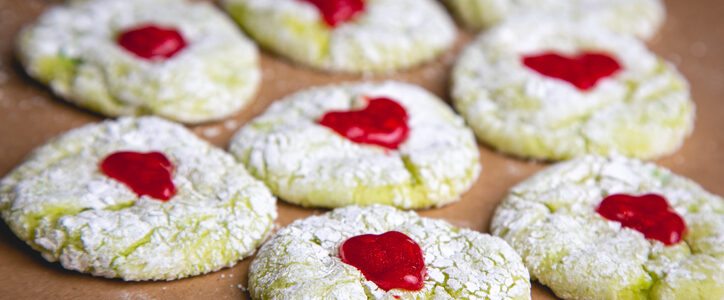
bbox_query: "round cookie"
[16,0,261,124]
[441,0,664,40]
[452,16,694,161]
[223,0,456,73]
[250,205,531,299]
[491,155,724,299]
[229,81,481,209]
[0,117,277,280]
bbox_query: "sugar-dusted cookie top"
[223,0,456,73]
[0,117,277,280]
[452,16,694,160]
[492,155,724,299]
[17,0,261,123]
[251,205,531,299]
[230,81,481,209]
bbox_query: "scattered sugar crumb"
[18,96,47,110]
[690,41,707,58]
[237,284,247,292]
[220,274,225,278]
[442,52,456,64]
[223,119,238,131]
[506,164,521,176]
[667,53,682,66]
[361,71,375,79]
[422,67,437,80]
[708,140,719,152]
[201,126,221,138]
[274,80,291,90]
[263,68,276,80]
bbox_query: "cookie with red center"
[0,117,277,280]
[249,205,531,299]
[442,0,664,40]
[222,0,455,73]
[452,16,694,160]
[16,0,261,123]
[229,81,481,209]
[491,155,724,299]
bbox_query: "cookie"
[229,81,481,209]
[250,205,531,299]
[223,0,456,73]
[452,16,694,161]
[442,0,664,40]
[491,155,724,299]
[16,0,261,124]
[0,117,277,280]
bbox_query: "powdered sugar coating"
[223,0,456,73]
[452,16,694,161]
[250,205,531,299]
[0,117,277,280]
[229,81,481,209]
[491,155,724,299]
[442,0,664,40]
[16,0,261,124]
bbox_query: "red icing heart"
[319,97,409,150]
[299,0,365,27]
[339,231,426,291]
[522,52,622,91]
[118,24,187,60]
[597,193,686,246]
[100,151,176,201]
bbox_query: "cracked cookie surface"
[0,117,277,280]
[451,16,694,161]
[441,0,664,40]
[250,205,531,299]
[223,0,455,73]
[16,0,261,124]
[491,155,724,299]
[229,81,481,209]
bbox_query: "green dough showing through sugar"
[16,0,261,124]
[250,205,531,299]
[229,81,481,209]
[0,117,277,281]
[491,155,724,299]
[223,0,456,73]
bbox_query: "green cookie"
[442,0,664,40]
[452,16,694,161]
[0,117,277,280]
[223,0,456,73]
[17,0,261,124]
[229,81,481,209]
[251,205,531,299]
[492,155,724,299]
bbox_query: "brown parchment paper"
[0,0,722,298]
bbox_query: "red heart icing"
[299,0,365,27]
[597,193,686,246]
[339,231,426,291]
[522,52,622,91]
[100,151,176,201]
[319,97,409,150]
[118,24,187,60]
